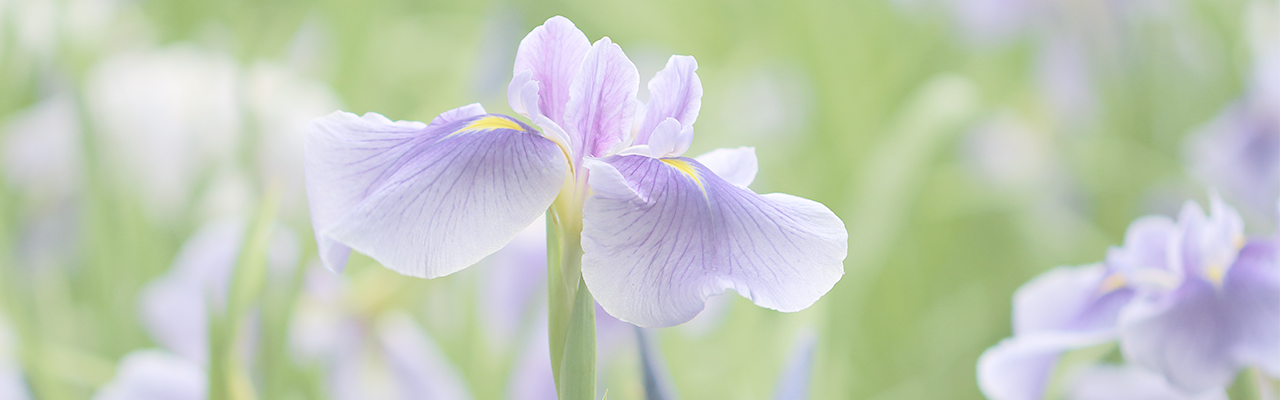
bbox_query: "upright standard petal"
[1172,197,1245,282]
[635,55,702,146]
[564,37,640,160]
[304,109,568,277]
[1120,240,1280,393]
[511,16,590,127]
[581,155,846,327]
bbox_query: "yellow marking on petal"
[661,158,706,195]
[461,115,523,132]
[1097,273,1127,295]
[1205,264,1226,286]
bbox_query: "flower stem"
[546,208,596,400]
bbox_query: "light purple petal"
[1012,264,1132,336]
[1067,364,1228,400]
[693,147,757,188]
[645,118,693,158]
[304,110,568,277]
[635,55,702,146]
[1172,197,1245,281]
[1223,241,1280,376]
[1119,241,1280,393]
[580,155,846,327]
[976,332,1114,400]
[1105,215,1177,279]
[91,350,206,400]
[429,103,486,128]
[511,16,590,128]
[376,313,474,400]
[563,37,639,159]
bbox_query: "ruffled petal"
[564,37,639,159]
[1067,364,1228,400]
[305,110,568,277]
[580,155,846,327]
[976,332,1114,400]
[511,16,590,127]
[1012,264,1133,336]
[635,55,702,146]
[694,147,758,188]
[91,350,206,400]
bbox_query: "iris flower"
[305,15,847,328]
[978,196,1279,399]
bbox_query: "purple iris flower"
[1119,197,1280,393]
[304,15,847,327]
[979,195,1280,398]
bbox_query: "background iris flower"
[979,195,1280,399]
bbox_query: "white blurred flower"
[91,350,206,400]
[85,46,243,221]
[244,61,341,208]
[0,317,32,400]
[961,113,1060,191]
[713,65,814,146]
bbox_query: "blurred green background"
[0,0,1270,399]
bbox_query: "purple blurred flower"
[1,94,83,202]
[773,330,817,400]
[1066,364,1227,400]
[1186,96,1280,228]
[304,15,847,327]
[1119,197,1280,393]
[289,267,474,400]
[138,219,299,365]
[979,195,1280,398]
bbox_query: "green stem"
[546,208,596,400]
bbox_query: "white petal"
[694,147,758,188]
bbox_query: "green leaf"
[557,278,597,400]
